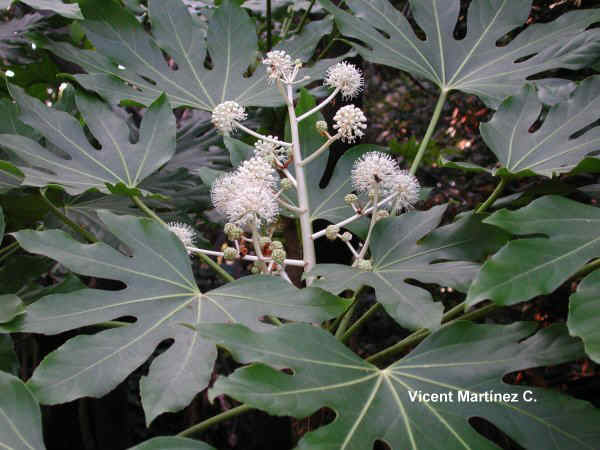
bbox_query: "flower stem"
[341,302,381,342]
[266,0,272,51]
[0,240,19,257]
[357,187,379,260]
[234,122,292,147]
[366,303,498,364]
[188,247,305,268]
[286,84,317,280]
[250,221,268,272]
[298,134,339,167]
[295,0,316,34]
[476,177,508,214]
[409,90,448,176]
[39,190,98,243]
[297,88,340,122]
[177,404,254,438]
[335,300,357,339]
[133,196,234,283]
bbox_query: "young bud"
[325,225,340,240]
[355,259,373,271]
[344,193,358,205]
[271,248,286,264]
[251,265,260,274]
[223,247,239,261]
[271,240,284,250]
[341,232,353,242]
[316,120,328,133]
[280,178,293,191]
[224,223,243,240]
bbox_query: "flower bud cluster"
[325,62,363,99]
[212,101,247,134]
[211,156,280,227]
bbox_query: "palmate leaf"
[1,86,176,196]
[4,211,349,425]
[320,0,600,107]
[311,205,509,330]
[42,0,338,111]
[1,0,83,19]
[0,372,45,450]
[469,77,600,178]
[568,270,600,364]
[200,321,599,450]
[0,13,44,64]
[467,195,600,307]
[128,437,215,450]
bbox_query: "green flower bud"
[341,232,352,242]
[316,120,328,133]
[223,247,239,261]
[271,240,284,250]
[224,223,243,240]
[356,259,372,271]
[251,265,260,274]
[281,179,293,191]
[344,193,358,205]
[325,225,340,240]
[271,248,286,264]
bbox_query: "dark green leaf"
[312,206,509,330]
[568,269,600,364]
[201,321,596,449]
[0,371,45,450]
[321,0,600,107]
[42,0,339,110]
[468,195,600,306]
[0,335,18,375]
[478,78,600,177]
[7,212,348,425]
[0,295,24,323]
[14,0,83,19]
[128,437,215,450]
[1,86,176,196]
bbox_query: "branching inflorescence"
[184,55,420,282]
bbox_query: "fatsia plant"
[1,0,600,449]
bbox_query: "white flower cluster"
[263,50,296,83]
[325,62,363,99]
[333,105,367,143]
[351,152,420,208]
[211,156,279,227]
[254,137,290,167]
[168,222,196,252]
[212,101,246,134]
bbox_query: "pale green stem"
[297,88,340,122]
[40,190,98,243]
[335,299,358,339]
[409,90,448,176]
[298,134,340,167]
[341,302,382,343]
[277,198,305,214]
[234,122,291,147]
[286,83,316,281]
[250,220,267,272]
[133,195,234,283]
[295,0,316,34]
[476,177,508,214]
[177,404,254,437]
[357,187,379,260]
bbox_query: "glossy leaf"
[7,211,348,425]
[468,195,600,306]
[321,0,600,107]
[201,321,598,450]
[0,335,18,375]
[1,86,176,196]
[42,0,339,110]
[9,0,83,19]
[480,78,600,177]
[312,206,509,330]
[568,270,600,364]
[128,437,215,450]
[0,371,46,450]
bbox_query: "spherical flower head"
[325,62,363,99]
[344,193,358,205]
[333,105,367,143]
[263,50,294,82]
[271,240,284,251]
[212,101,246,134]
[236,156,279,189]
[341,231,353,243]
[351,152,401,197]
[211,162,279,228]
[271,248,286,265]
[168,222,196,252]
[254,137,289,167]
[394,171,421,209]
